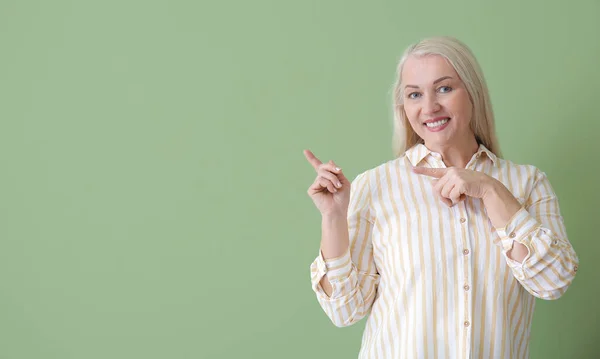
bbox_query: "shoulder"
[493,157,553,202]
[494,157,545,180]
[353,155,410,182]
[348,155,411,198]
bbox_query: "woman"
[303,36,579,359]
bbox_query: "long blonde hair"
[391,36,502,158]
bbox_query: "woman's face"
[401,54,474,148]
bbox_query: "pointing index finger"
[303,149,323,171]
[412,166,446,178]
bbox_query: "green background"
[1,1,598,358]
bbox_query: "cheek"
[403,104,418,123]
[448,94,472,121]
[404,107,426,134]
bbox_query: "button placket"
[457,204,473,355]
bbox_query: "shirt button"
[463,249,469,255]
[463,284,470,291]
[553,240,558,245]
[464,321,470,327]
[460,218,466,223]
[509,232,516,238]
[574,265,578,272]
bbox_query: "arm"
[483,168,579,300]
[309,172,380,327]
[316,214,350,296]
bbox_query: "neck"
[425,134,479,168]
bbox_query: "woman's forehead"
[402,55,459,85]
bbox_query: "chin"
[425,135,454,147]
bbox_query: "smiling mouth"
[424,118,450,128]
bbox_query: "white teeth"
[425,118,449,128]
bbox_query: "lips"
[423,116,450,125]
[424,117,451,132]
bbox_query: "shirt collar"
[405,143,497,167]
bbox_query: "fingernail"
[335,167,341,171]
[337,182,342,187]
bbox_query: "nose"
[422,94,441,115]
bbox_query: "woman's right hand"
[303,149,351,217]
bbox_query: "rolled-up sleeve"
[309,171,380,327]
[493,169,579,300]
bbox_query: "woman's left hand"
[412,166,494,207]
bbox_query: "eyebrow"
[404,76,453,89]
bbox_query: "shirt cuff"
[317,248,353,282]
[312,248,353,299]
[493,207,539,271]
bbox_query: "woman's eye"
[439,86,452,93]
[408,92,421,99]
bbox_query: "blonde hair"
[391,36,502,159]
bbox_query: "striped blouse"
[309,143,579,359]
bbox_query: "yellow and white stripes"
[309,143,579,359]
